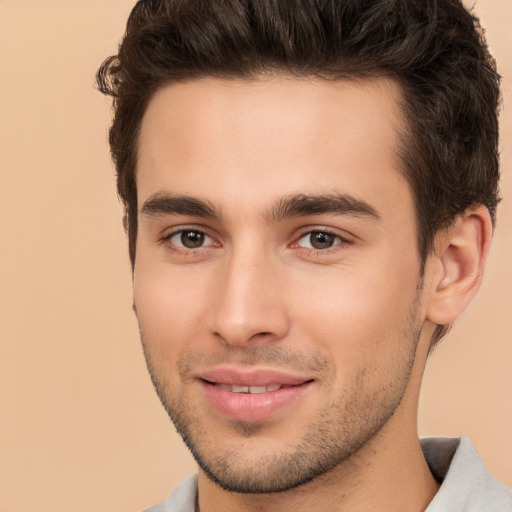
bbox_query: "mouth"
[206,381,308,394]
[197,369,315,422]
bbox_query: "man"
[97,0,511,510]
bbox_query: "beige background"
[0,1,510,511]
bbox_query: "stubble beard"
[140,296,423,494]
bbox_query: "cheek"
[133,260,211,356]
[291,255,421,358]
[290,269,422,407]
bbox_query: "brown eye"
[180,230,205,248]
[310,232,336,249]
[165,229,218,253]
[297,231,343,250]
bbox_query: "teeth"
[248,386,267,394]
[215,383,283,393]
[231,385,249,393]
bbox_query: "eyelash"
[160,227,218,254]
[159,227,353,255]
[293,228,353,254]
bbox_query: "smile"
[197,369,315,422]
[213,383,294,394]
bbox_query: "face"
[134,76,430,493]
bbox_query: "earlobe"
[426,206,493,326]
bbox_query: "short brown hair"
[97,0,501,273]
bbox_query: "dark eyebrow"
[141,193,220,219]
[266,193,380,222]
[141,191,379,223]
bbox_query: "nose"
[206,248,290,347]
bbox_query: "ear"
[426,205,493,325]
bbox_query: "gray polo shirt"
[144,437,512,511]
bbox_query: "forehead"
[137,75,410,218]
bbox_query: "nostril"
[249,331,271,340]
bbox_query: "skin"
[133,76,491,511]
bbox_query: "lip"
[198,367,312,387]
[196,367,314,422]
